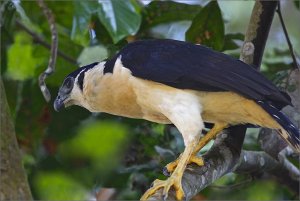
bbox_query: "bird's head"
[54,62,102,112]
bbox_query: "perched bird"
[54,39,300,200]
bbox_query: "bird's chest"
[84,79,143,119]
[84,73,170,123]
[83,62,172,123]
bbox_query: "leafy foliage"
[71,0,142,44]
[0,0,298,200]
[33,171,88,200]
[7,32,43,80]
[140,1,202,31]
[186,1,224,50]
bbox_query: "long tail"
[256,101,300,153]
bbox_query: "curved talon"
[141,179,165,200]
[172,177,184,200]
[140,177,184,201]
[150,179,162,188]
[162,179,173,200]
[165,155,204,174]
[141,142,200,200]
[190,155,204,166]
[165,154,182,174]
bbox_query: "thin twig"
[15,20,77,65]
[37,0,58,102]
[276,1,300,70]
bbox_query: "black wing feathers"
[257,101,300,152]
[105,39,291,107]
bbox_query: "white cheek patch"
[69,84,82,103]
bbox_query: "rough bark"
[0,77,33,200]
[146,1,281,200]
[235,150,299,194]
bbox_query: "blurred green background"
[1,0,299,200]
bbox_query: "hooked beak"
[54,95,66,112]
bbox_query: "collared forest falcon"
[54,39,300,200]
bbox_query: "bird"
[54,39,300,200]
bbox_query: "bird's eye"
[63,77,74,93]
[65,78,72,88]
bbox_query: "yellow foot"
[164,154,204,176]
[140,176,184,201]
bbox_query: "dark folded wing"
[104,39,291,107]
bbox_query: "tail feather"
[256,100,300,153]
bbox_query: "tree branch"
[37,0,58,102]
[234,150,300,194]
[145,1,279,200]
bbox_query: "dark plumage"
[105,39,291,108]
[257,101,300,149]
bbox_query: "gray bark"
[0,77,33,200]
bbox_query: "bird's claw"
[165,154,204,175]
[140,176,184,200]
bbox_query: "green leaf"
[71,0,99,46]
[93,16,114,45]
[97,0,142,43]
[33,171,88,200]
[141,1,202,30]
[46,1,75,29]
[223,33,244,51]
[20,0,75,42]
[6,32,45,80]
[77,45,108,66]
[186,1,224,50]
[71,0,142,44]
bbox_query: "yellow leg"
[165,123,228,174]
[164,154,204,176]
[141,142,197,200]
[194,122,228,154]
